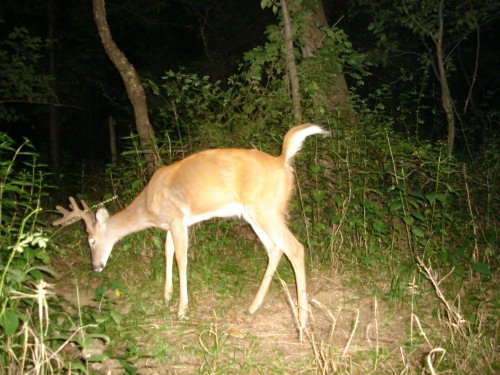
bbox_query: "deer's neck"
[107,192,155,241]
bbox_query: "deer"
[53,123,329,339]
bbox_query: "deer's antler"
[52,196,95,231]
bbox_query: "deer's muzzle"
[93,263,104,272]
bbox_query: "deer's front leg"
[170,220,189,318]
[164,230,175,303]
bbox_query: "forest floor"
[50,222,447,374]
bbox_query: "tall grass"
[290,112,498,373]
[0,133,102,373]
[45,71,498,373]
[86,103,497,372]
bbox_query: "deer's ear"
[95,207,110,225]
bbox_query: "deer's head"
[52,197,115,272]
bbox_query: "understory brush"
[11,72,492,371]
[0,133,94,373]
[11,69,496,373]
[66,95,498,372]
[298,110,498,372]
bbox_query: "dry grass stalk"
[426,347,446,375]
[309,299,343,374]
[278,275,302,341]
[416,257,470,338]
[10,280,96,374]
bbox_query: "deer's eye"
[89,238,96,246]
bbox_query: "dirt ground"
[55,268,408,374]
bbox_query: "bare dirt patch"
[52,272,407,374]
[50,237,408,374]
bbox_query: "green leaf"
[334,194,344,208]
[65,362,87,372]
[403,215,414,225]
[1,309,20,335]
[27,265,57,278]
[24,247,36,261]
[95,284,106,301]
[426,192,446,205]
[312,189,325,203]
[110,310,123,324]
[35,250,50,264]
[108,280,124,293]
[389,201,402,212]
[103,193,114,201]
[313,222,326,232]
[471,263,492,276]
[411,212,425,221]
[484,229,497,245]
[409,191,426,201]
[131,180,143,191]
[412,226,425,238]
[6,268,27,284]
[120,360,138,374]
[372,220,385,233]
[310,164,321,177]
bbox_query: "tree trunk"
[435,0,455,152]
[108,115,118,164]
[47,0,60,173]
[403,0,456,152]
[301,0,355,122]
[92,0,158,171]
[280,0,303,123]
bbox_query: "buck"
[53,123,328,337]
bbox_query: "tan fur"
[53,123,328,338]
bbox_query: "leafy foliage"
[0,28,52,122]
[0,133,49,293]
[354,0,499,150]
[0,133,51,369]
[0,134,106,373]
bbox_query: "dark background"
[1,0,498,171]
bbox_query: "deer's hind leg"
[244,210,308,336]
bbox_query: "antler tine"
[52,196,95,231]
[80,199,92,213]
[78,198,96,230]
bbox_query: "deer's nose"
[93,263,104,272]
